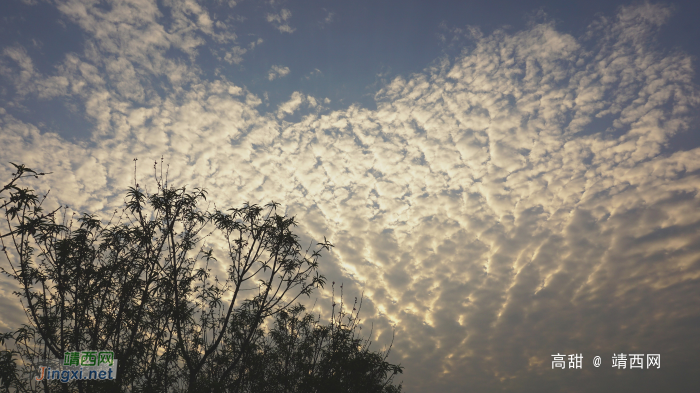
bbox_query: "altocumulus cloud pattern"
[1,2,699,392]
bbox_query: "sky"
[1,0,699,391]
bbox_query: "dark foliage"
[0,162,402,393]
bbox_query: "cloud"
[1,3,700,392]
[320,9,334,26]
[275,92,324,118]
[249,37,264,49]
[268,65,290,81]
[1,46,70,99]
[222,38,264,65]
[304,68,322,80]
[47,0,244,99]
[224,46,247,64]
[266,9,295,33]
[277,91,305,117]
[217,0,238,7]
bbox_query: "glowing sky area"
[1,1,700,392]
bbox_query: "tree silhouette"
[0,162,402,393]
[245,287,403,393]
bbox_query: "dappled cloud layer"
[1,2,699,392]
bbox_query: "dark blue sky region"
[2,0,699,143]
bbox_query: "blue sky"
[1,1,699,392]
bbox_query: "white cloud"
[266,9,295,33]
[268,65,290,81]
[266,8,292,23]
[217,0,237,7]
[321,9,334,26]
[249,37,264,49]
[224,46,247,64]
[305,68,322,80]
[276,91,320,118]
